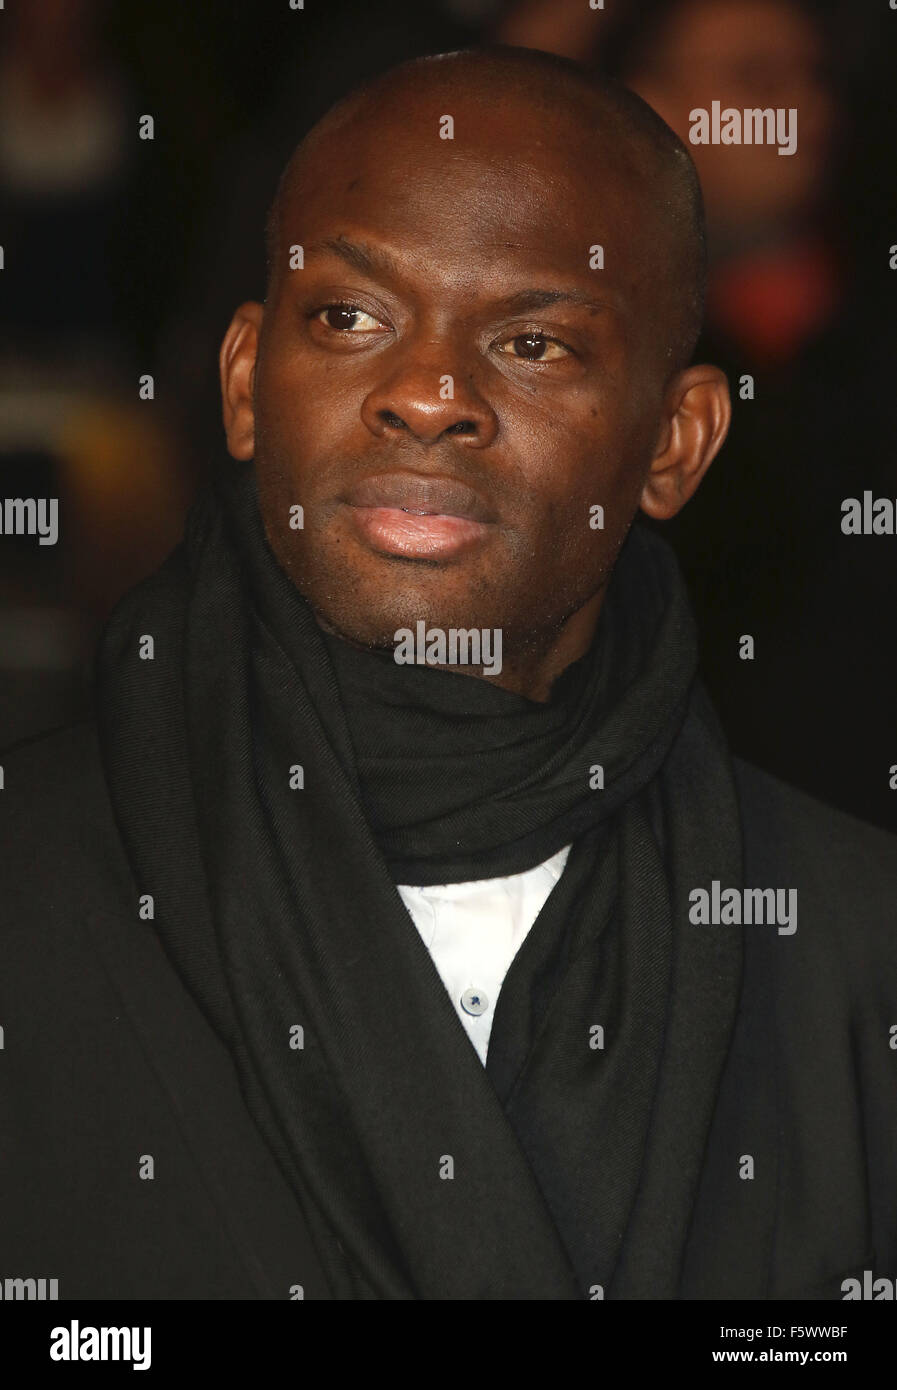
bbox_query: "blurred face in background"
[627,0,837,244]
[8,0,105,91]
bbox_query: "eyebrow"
[306,238,616,316]
[497,288,612,315]
[306,237,404,279]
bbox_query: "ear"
[219,301,265,461]
[639,365,731,521]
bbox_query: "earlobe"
[219,302,265,462]
[639,366,731,522]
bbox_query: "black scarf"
[96,459,744,1299]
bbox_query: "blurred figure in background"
[499,0,897,829]
[0,0,135,370]
[0,0,227,743]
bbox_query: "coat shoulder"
[733,757,897,972]
[734,757,897,884]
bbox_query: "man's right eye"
[315,304,383,332]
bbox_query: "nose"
[360,335,499,448]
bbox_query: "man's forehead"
[278,110,654,291]
[289,82,650,210]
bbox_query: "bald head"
[264,45,706,371]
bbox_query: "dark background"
[1,0,895,828]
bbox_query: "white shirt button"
[461,987,489,1016]
[397,843,572,1064]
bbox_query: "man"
[1,46,895,1301]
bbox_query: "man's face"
[243,85,675,659]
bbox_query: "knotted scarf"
[96,458,744,1299]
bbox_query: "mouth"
[341,472,496,560]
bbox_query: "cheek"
[257,325,354,429]
[507,402,639,532]
[506,467,625,609]
[254,353,360,494]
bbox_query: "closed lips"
[343,473,495,523]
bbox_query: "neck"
[314,586,608,704]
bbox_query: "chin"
[307,571,508,652]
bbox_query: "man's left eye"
[497,332,569,361]
[316,305,383,331]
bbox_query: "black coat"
[1,720,896,1299]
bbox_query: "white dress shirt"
[397,844,572,1065]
